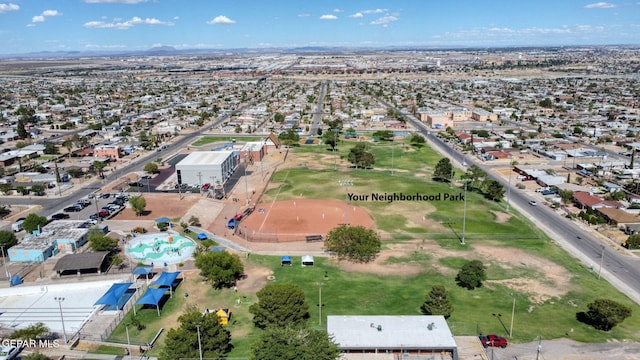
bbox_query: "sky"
[0,0,638,54]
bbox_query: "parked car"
[11,220,24,232]
[528,200,538,206]
[64,205,83,212]
[202,183,211,190]
[98,209,110,218]
[479,334,508,348]
[51,213,70,220]
[0,345,21,360]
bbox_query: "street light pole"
[506,162,513,212]
[598,245,605,279]
[338,180,353,226]
[460,179,470,245]
[196,324,203,360]
[244,154,249,205]
[333,129,339,171]
[510,296,516,338]
[54,297,67,344]
[125,324,132,360]
[1,245,9,280]
[391,139,395,176]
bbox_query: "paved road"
[308,81,327,136]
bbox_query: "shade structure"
[94,282,133,306]
[155,217,170,223]
[135,287,168,316]
[132,266,153,275]
[197,233,208,240]
[152,271,180,288]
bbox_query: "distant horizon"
[0,0,638,56]
[1,43,639,60]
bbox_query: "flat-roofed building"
[327,315,458,359]
[175,151,236,186]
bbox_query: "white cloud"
[585,2,616,8]
[298,13,311,17]
[84,0,148,3]
[0,3,19,13]
[206,15,236,25]
[42,10,62,17]
[30,9,63,24]
[84,16,174,29]
[362,8,387,14]
[333,8,342,13]
[349,12,363,18]
[320,14,338,20]
[371,15,398,26]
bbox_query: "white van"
[11,219,24,232]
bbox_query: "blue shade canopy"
[197,233,208,240]
[281,256,292,262]
[132,266,153,275]
[94,282,133,306]
[151,271,180,288]
[135,287,167,306]
[155,217,170,223]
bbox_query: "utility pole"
[510,295,516,337]
[1,245,9,280]
[391,138,395,176]
[196,324,203,360]
[598,245,605,279]
[338,180,353,226]
[535,336,542,360]
[458,179,471,245]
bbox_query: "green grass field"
[102,138,640,358]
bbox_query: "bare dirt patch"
[241,199,375,242]
[491,210,512,223]
[112,193,203,221]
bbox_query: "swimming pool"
[125,233,196,265]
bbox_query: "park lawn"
[191,135,262,147]
[249,254,640,343]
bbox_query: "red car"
[202,183,210,190]
[479,334,508,348]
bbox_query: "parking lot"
[51,192,131,226]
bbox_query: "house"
[572,191,622,210]
[596,208,640,227]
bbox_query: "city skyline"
[0,0,638,55]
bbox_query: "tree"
[10,322,49,340]
[30,184,46,196]
[325,225,381,263]
[188,216,200,226]
[143,162,159,174]
[484,179,505,201]
[559,189,574,204]
[22,353,51,360]
[251,327,341,360]
[23,213,48,233]
[372,130,393,141]
[88,231,118,251]
[249,283,309,329]
[129,196,147,216]
[347,143,375,169]
[44,142,59,155]
[433,158,453,182]
[420,285,453,319]
[322,130,338,150]
[582,299,632,331]
[409,133,426,147]
[159,308,232,360]
[278,129,300,146]
[623,234,640,249]
[0,231,18,253]
[195,251,244,289]
[455,260,487,290]
[92,161,107,178]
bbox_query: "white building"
[175,151,236,186]
[327,315,458,359]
